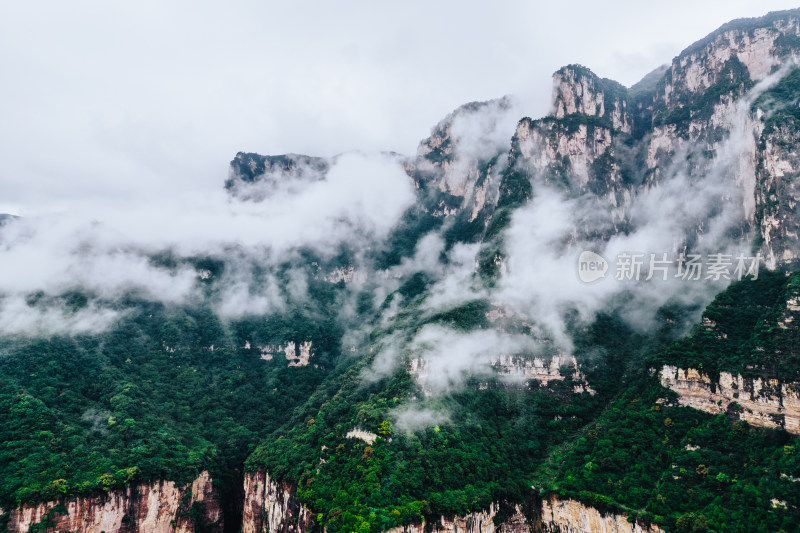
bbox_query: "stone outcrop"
[1,471,222,533]
[384,498,665,533]
[494,10,800,267]
[346,428,378,444]
[284,341,313,367]
[385,502,529,533]
[509,116,631,231]
[225,152,330,201]
[249,341,313,367]
[656,14,800,107]
[499,65,636,241]
[552,65,631,134]
[659,365,800,433]
[755,115,800,268]
[642,11,800,263]
[239,473,668,533]
[539,496,663,533]
[242,472,313,533]
[410,97,516,223]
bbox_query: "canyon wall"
[659,365,800,433]
[242,471,313,533]
[1,471,222,533]
[539,497,663,533]
[240,471,663,533]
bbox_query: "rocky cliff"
[659,365,800,433]
[7,9,800,533]
[382,502,529,533]
[226,10,800,271]
[225,152,330,201]
[239,474,669,533]
[1,471,222,533]
[489,9,800,266]
[644,11,800,263]
[539,497,663,533]
[500,64,634,230]
[241,472,313,533]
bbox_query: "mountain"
[0,214,18,225]
[2,8,800,533]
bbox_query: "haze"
[1,0,797,214]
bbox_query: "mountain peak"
[550,64,631,133]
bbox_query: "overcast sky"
[1,0,798,215]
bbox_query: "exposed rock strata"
[2,471,222,533]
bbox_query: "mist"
[364,59,794,409]
[0,151,416,334]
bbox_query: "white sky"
[1,0,798,215]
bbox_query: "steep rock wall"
[756,121,800,268]
[411,98,514,220]
[508,115,632,231]
[242,472,313,533]
[539,497,663,533]
[659,365,800,433]
[1,471,222,533]
[658,18,800,106]
[240,472,668,533]
[385,502,529,533]
[552,65,631,134]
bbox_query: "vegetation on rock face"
[0,275,347,509]
[5,11,800,533]
[225,153,329,187]
[537,380,800,533]
[648,271,799,379]
[246,351,605,533]
[241,297,684,533]
[678,9,800,59]
[754,67,800,135]
[537,272,800,533]
[240,271,800,533]
[653,57,754,129]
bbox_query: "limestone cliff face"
[386,498,664,533]
[646,10,800,153]
[241,471,529,533]
[239,476,668,533]
[655,14,800,108]
[640,11,800,262]
[509,115,631,230]
[756,117,800,268]
[411,97,517,222]
[552,65,631,134]
[2,471,222,533]
[242,471,313,533]
[659,365,800,434]
[384,502,529,533]
[225,152,330,201]
[490,10,800,269]
[539,497,663,533]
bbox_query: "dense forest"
[0,269,348,513]
[243,272,800,533]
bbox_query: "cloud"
[0,151,415,334]
[496,62,796,343]
[354,54,799,409]
[407,324,535,394]
[2,0,796,215]
[0,295,123,336]
[392,404,451,433]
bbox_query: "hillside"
[2,8,800,533]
